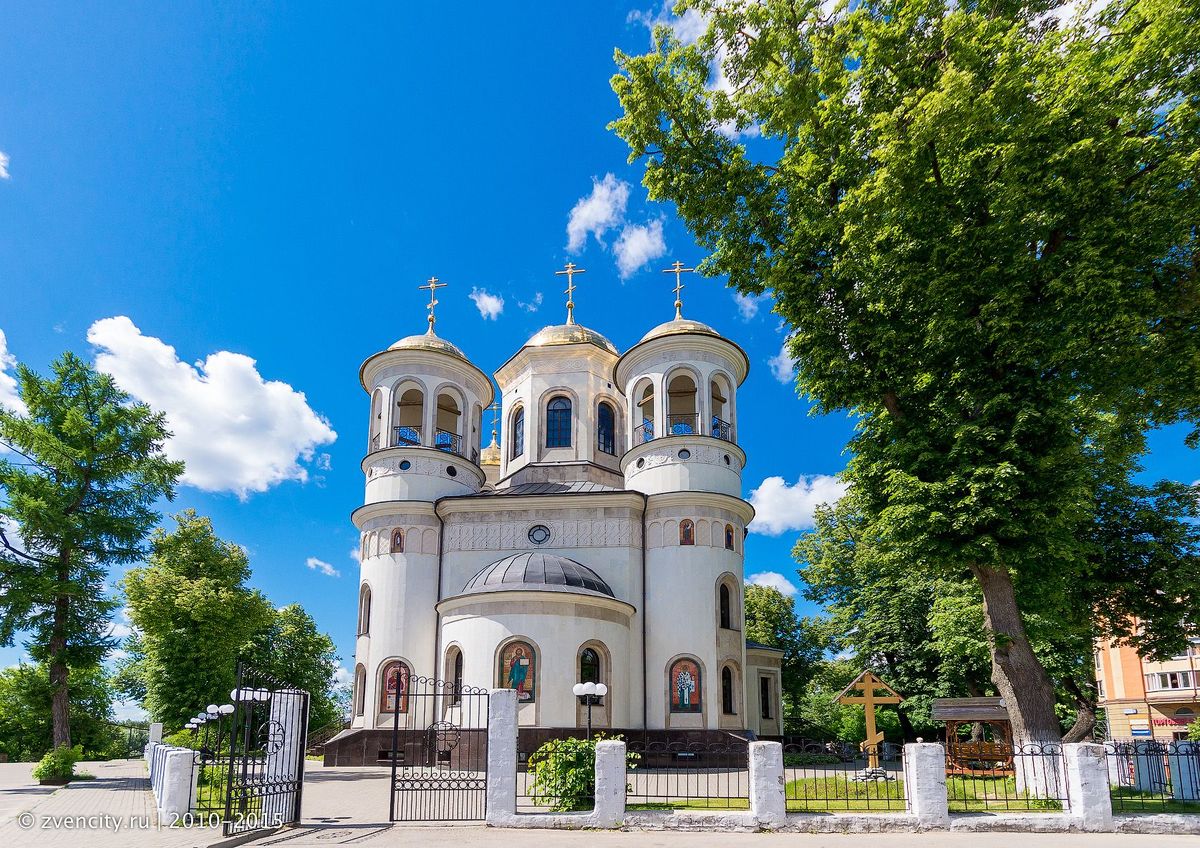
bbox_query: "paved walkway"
[0,758,218,848]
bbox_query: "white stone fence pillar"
[145,744,198,823]
[1063,742,1113,831]
[749,741,786,828]
[593,740,627,827]
[904,742,950,828]
[485,689,518,825]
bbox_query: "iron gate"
[389,675,489,821]
[222,663,311,837]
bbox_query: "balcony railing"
[634,422,654,444]
[711,416,734,442]
[667,413,699,436]
[370,433,380,451]
[435,429,462,456]
[392,425,421,447]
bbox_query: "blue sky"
[1,3,1195,711]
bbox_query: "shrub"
[1189,720,1199,743]
[32,744,82,782]
[527,735,639,812]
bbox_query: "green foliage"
[246,604,342,731]
[527,735,639,812]
[162,729,200,749]
[0,353,183,746]
[32,744,82,781]
[791,659,903,742]
[743,584,828,700]
[120,510,274,730]
[0,662,126,761]
[782,751,840,767]
[611,0,1200,742]
[1189,720,1200,743]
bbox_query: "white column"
[903,742,950,828]
[486,689,518,824]
[1063,742,1114,831]
[593,740,627,828]
[749,741,786,828]
[157,748,195,823]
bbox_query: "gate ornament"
[835,670,903,770]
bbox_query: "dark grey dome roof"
[460,552,615,599]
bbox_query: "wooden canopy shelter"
[932,697,1014,774]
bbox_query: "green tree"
[248,604,342,731]
[0,662,120,760]
[611,0,1200,744]
[120,510,274,729]
[0,353,182,747]
[743,583,827,703]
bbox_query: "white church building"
[334,269,783,762]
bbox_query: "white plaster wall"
[363,449,483,502]
[622,437,744,498]
[441,606,635,727]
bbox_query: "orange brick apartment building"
[1095,635,1199,740]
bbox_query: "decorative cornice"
[646,490,755,524]
[437,489,646,516]
[361,445,487,477]
[620,435,747,476]
[614,333,750,390]
[437,588,636,618]
[359,347,494,404]
[351,500,439,529]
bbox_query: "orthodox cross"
[555,262,585,325]
[835,670,903,770]
[418,276,446,334]
[662,260,694,319]
[487,400,500,441]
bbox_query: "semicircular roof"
[388,330,467,360]
[639,316,721,343]
[525,323,618,355]
[460,551,615,598]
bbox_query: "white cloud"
[88,316,337,498]
[333,664,354,687]
[748,474,847,536]
[0,330,26,415]
[316,452,332,471]
[0,151,9,180]
[469,287,505,320]
[628,2,706,45]
[306,556,340,578]
[112,699,149,722]
[733,292,772,321]
[518,292,544,313]
[768,340,798,384]
[349,545,361,565]
[614,219,667,279]
[566,173,630,252]
[748,571,799,597]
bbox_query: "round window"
[636,458,645,469]
[399,460,412,471]
[723,454,731,465]
[528,525,551,545]
[678,449,691,460]
[447,465,457,477]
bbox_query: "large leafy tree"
[247,604,343,731]
[120,510,274,729]
[743,583,827,704]
[0,353,182,747]
[0,662,119,760]
[612,0,1200,743]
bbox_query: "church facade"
[343,274,783,755]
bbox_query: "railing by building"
[392,425,421,447]
[517,739,596,813]
[1106,740,1200,813]
[624,736,749,810]
[632,416,735,446]
[634,422,654,444]
[946,743,1068,813]
[783,742,906,812]
[710,416,733,442]
[435,429,462,456]
[666,413,699,436]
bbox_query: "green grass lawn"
[1110,788,1200,815]
[946,775,1062,813]
[784,776,907,812]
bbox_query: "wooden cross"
[418,276,446,334]
[555,262,585,325]
[662,260,695,319]
[835,670,903,770]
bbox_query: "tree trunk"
[896,705,915,742]
[970,563,1062,746]
[1061,676,1097,743]
[50,557,71,749]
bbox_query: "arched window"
[722,666,736,715]
[435,392,463,455]
[597,402,616,455]
[710,376,733,441]
[669,658,702,713]
[579,646,603,705]
[637,382,655,442]
[357,585,372,636]
[379,660,410,714]
[511,406,525,458]
[354,665,366,716]
[369,389,384,450]
[667,372,698,434]
[395,387,423,446]
[498,640,537,703]
[724,524,735,551]
[390,529,404,553]
[1176,707,1196,720]
[546,396,572,448]
[447,647,464,706]
[680,519,695,545]
[719,583,732,629]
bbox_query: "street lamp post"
[571,682,608,740]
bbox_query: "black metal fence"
[517,738,596,812]
[783,742,906,812]
[389,675,489,822]
[624,736,749,810]
[946,743,1067,813]
[1106,740,1200,814]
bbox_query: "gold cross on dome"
[418,276,447,334]
[554,262,586,325]
[487,401,500,436]
[662,261,695,319]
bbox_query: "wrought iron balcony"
[667,413,699,436]
[392,425,422,447]
[435,429,462,456]
[370,433,380,451]
[634,422,655,444]
[711,416,734,442]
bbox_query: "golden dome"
[480,435,501,466]
[525,322,618,355]
[639,316,721,343]
[388,330,467,360]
